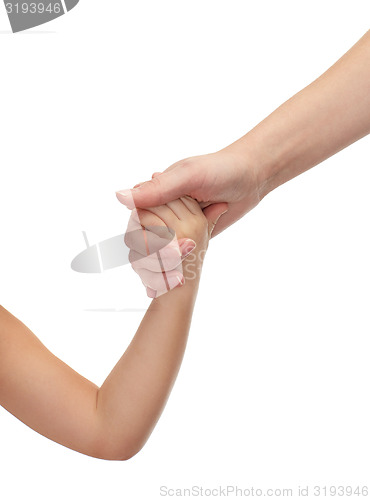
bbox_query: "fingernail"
[116,189,131,197]
[179,239,196,257]
[167,275,185,289]
[146,287,157,299]
[162,241,181,258]
[116,190,135,209]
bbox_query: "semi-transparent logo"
[4,0,79,32]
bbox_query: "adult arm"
[117,30,370,237]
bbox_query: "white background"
[0,1,369,499]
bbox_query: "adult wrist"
[222,130,277,203]
[224,120,298,203]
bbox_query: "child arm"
[0,198,215,460]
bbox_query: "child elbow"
[98,448,140,462]
[94,438,143,462]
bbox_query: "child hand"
[125,197,227,298]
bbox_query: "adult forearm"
[229,30,370,199]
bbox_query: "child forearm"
[95,274,200,460]
[0,273,200,461]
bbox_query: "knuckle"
[178,157,195,170]
[132,265,143,278]
[125,229,143,249]
[124,231,133,248]
[128,249,136,265]
[147,176,166,206]
[135,208,148,225]
[130,258,140,271]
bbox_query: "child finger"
[125,226,173,256]
[165,199,193,220]
[141,205,180,229]
[180,196,203,216]
[130,243,182,272]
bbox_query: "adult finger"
[116,163,192,209]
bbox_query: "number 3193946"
[5,3,62,14]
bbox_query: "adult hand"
[117,149,261,238]
[119,150,250,298]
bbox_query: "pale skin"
[117,30,370,296]
[0,197,227,460]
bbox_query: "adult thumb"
[203,203,229,237]
[116,168,189,209]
